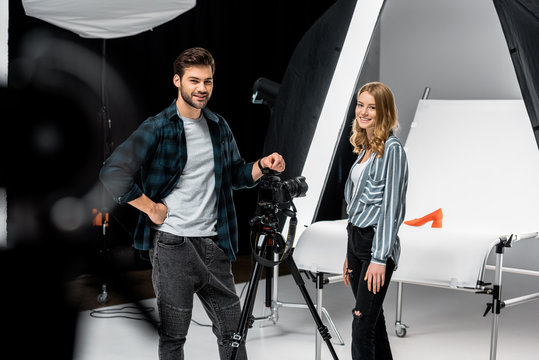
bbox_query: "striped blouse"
[344,135,408,267]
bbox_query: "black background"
[6,0,338,259]
[1,2,342,356]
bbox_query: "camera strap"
[250,215,297,267]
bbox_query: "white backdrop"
[395,99,539,287]
[379,0,521,143]
[378,0,539,280]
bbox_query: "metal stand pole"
[272,253,279,316]
[315,273,324,360]
[489,240,505,360]
[481,232,539,360]
[284,253,339,360]
[254,258,345,354]
[97,38,112,305]
[254,252,282,325]
[395,281,408,337]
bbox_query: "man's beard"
[180,87,209,110]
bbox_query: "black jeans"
[346,223,394,360]
[149,230,247,360]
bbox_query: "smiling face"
[355,90,377,138]
[174,64,214,118]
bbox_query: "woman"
[342,82,408,360]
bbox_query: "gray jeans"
[149,230,248,360]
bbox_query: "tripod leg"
[231,245,267,360]
[284,255,339,360]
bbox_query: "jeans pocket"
[156,232,186,249]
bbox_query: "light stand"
[250,77,287,326]
[250,78,345,354]
[94,39,114,304]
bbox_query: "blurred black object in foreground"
[0,33,153,358]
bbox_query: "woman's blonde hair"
[349,82,398,156]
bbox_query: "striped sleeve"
[371,140,408,265]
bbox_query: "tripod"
[230,205,339,360]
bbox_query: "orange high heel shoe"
[404,208,443,228]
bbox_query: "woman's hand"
[343,257,350,287]
[364,262,386,294]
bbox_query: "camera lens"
[282,176,308,198]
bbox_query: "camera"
[257,169,308,205]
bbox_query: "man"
[99,47,285,360]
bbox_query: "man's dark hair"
[173,47,215,77]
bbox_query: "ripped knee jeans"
[346,223,394,360]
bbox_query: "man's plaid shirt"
[99,100,256,260]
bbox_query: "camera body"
[257,169,308,205]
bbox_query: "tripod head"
[250,168,307,230]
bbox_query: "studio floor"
[72,269,539,360]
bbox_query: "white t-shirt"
[155,114,218,237]
[350,158,371,189]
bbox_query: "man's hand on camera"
[253,152,285,181]
[261,152,286,172]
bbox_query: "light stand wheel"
[395,322,407,337]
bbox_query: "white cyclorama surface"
[286,0,385,244]
[294,219,348,274]
[395,99,539,288]
[295,100,539,289]
[21,0,195,38]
